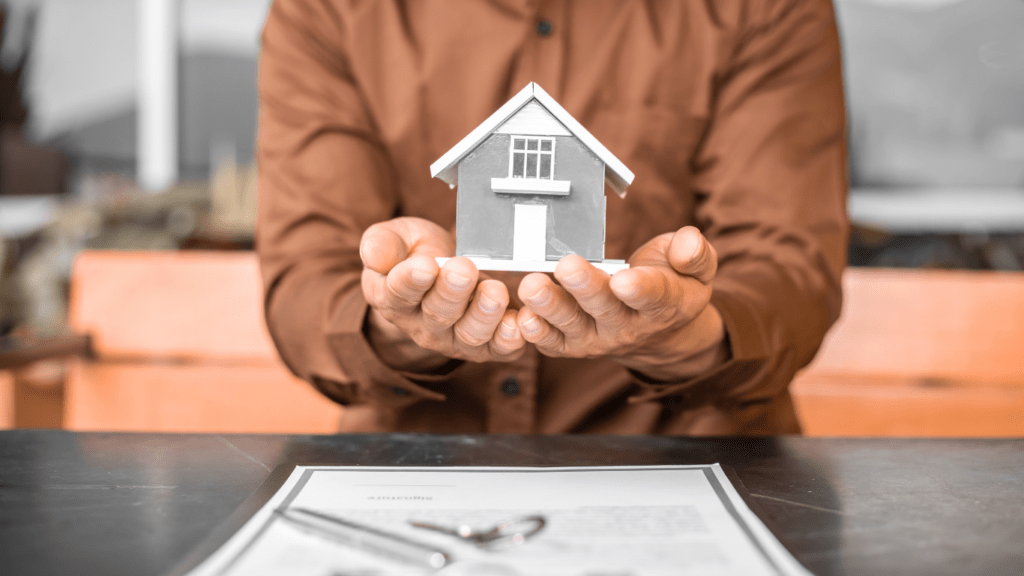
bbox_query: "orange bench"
[12,254,1022,436]
[63,250,343,433]
[791,268,1024,436]
[0,371,11,429]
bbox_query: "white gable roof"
[430,83,634,197]
[494,100,570,136]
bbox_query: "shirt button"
[500,376,521,397]
[391,386,410,397]
[535,19,553,37]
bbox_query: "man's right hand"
[360,217,526,370]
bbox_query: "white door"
[512,204,547,261]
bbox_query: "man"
[256,0,848,434]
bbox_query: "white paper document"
[181,465,812,576]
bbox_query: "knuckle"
[593,336,622,357]
[362,288,382,309]
[653,303,679,324]
[538,331,564,352]
[490,340,518,358]
[361,278,383,306]
[535,342,563,357]
[384,282,420,309]
[421,306,453,327]
[556,306,586,332]
[592,308,625,329]
[434,288,471,312]
[408,330,434,350]
[454,323,491,348]
[617,329,640,348]
[417,331,449,353]
[376,304,400,322]
[395,292,423,310]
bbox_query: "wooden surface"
[63,250,343,433]
[9,361,64,429]
[2,432,1022,576]
[64,360,341,433]
[792,267,1024,436]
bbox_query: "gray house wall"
[456,133,606,261]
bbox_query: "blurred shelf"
[0,195,60,238]
[849,187,1024,234]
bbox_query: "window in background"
[838,0,1024,269]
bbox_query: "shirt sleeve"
[630,0,849,409]
[256,0,447,408]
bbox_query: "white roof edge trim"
[429,83,537,183]
[530,84,634,197]
[430,82,635,197]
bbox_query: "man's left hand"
[516,226,730,381]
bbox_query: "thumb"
[360,223,409,274]
[667,226,717,284]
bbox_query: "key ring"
[409,514,546,549]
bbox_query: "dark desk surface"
[0,431,1021,576]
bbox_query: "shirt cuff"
[326,287,473,407]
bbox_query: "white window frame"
[508,136,555,180]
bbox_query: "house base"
[435,256,629,274]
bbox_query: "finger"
[419,257,479,330]
[608,266,681,315]
[360,223,409,274]
[667,226,717,284]
[361,267,388,310]
[381,254,439,315]
[490,309,526,359]
[519,272,593,340]
[452,280,509,347]
[516,306,566,353]
[393,216,456,259]
[625,232,673,268]
[554,255,633,327]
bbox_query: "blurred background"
[0,0,1021,432]
[0,0,268,337]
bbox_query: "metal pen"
[275,507,451,571]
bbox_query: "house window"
[510,137,555,180]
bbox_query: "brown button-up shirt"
[256,0,848,434]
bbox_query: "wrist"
[620,305,731,382]
[363,308,452,373]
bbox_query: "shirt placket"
[509,0,567,99]
[488,0,567,433]
[486,346,540,433]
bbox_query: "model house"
[430,83,634,272]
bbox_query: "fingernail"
[410,268,434,285]
[499,321,517,338]
[477,293,500,313]
[526,287,551,306]
[686,242,703,263]
[521,316,540,334]
[447,271,472,289]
